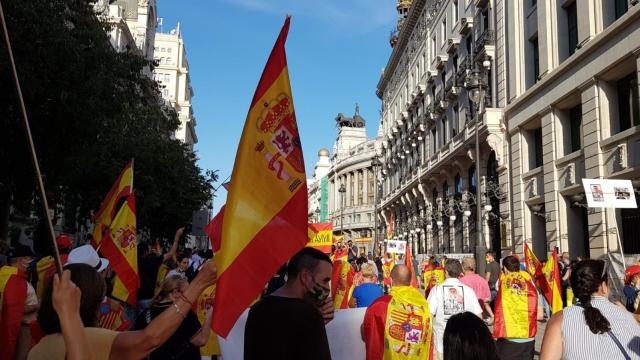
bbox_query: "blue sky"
[157,0,396,210]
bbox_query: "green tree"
[0,0,215,245]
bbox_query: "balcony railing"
[474,29,496,54]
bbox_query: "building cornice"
[376,0,427,99]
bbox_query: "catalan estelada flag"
[212,16,308,337]
[331,259,355,309]
[493,270,538,339]
[542,249,563,314]
[307,223,333,253]
[92,161,133,248]
[101,194,139,304]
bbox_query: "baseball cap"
[66,245,109,272]
[625,265,640,285]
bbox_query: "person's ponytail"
[571,260,611,334]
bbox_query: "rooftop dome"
[318,148,330,157]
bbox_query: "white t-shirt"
[427,277,483,354]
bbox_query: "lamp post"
[339,183,346,239]
[315,207,320,223]
[465,48,491,275]
[371,156,382,255]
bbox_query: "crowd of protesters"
[2,231,640,360]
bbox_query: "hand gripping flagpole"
[0,1,63,275]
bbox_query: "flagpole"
[0,0,62,274]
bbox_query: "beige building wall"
[505,2,640,259]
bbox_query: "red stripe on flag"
[249,17,290,109]
[212,188,307,337]
[204,205,225,253]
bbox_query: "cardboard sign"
[386,240,406,254]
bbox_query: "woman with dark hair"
[443,312,499,360]
[133,274,212,359]
[29,261,217,360]
[166,253,190,279]
[540,259,640,360]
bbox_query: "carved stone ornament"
[485,133,504,167]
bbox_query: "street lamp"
[465,47,491,275]
[371,156,382,255]
[315,207,320,223]
[338,183,346,238]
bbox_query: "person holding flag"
[493,255,542,360]
[332,254,355,309]
[423,256,444,298]
[361,264,434,360]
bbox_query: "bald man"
[361,265,434,360]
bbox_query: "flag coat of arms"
[212,17,308,337]
[493,270,538,339]
[101,194,139,304]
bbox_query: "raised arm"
[52,271,94,360]
[109,260,217,360]
[163,227,184,262]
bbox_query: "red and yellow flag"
[36,254,69,299]
[101,194,139,304]
[523,242,542,278]
[0,266,27,360]
[387,212,394,240]
[423,266,444,296]
[98,296,131,331]
[204,205,225,253]
[384,286,433,359]
[307,223,333,253]
[155,263,170,296]
[493,270,538,339]
[383,254,396,286]
[212,17,308,337]
[331,259,355,309]
[404,243,418,288]
[197,285,220,357]
[542,249,563,314]
[92,161,133,247]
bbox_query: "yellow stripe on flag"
[93,161,133,247]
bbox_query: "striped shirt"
[561,296,640,360]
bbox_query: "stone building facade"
[377,0,510,259]
[504,1,640,260]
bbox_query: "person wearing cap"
[623,265,640,312]
[35,235,73,299]
[1,244,38,360]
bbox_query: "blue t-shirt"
[352,283,383,308]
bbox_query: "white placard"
[386,239,407,254]
[218,308,367,360]
[582,178,637,208]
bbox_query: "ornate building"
[306,107,382,255]
[376,0,510,263]
[504,1,640,260]
[153,24,198,149]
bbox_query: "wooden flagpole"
[0,0,63,274]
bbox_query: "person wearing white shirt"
[428,258,483,360]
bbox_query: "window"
[531,37,539,83]
[358,171,364,205]
[163,89,169,97]
[350,175,354,206]
[166,57,172,65]
[453,54,458,74]
[533,127,543,168]
[617,73,640,133]
[442,117,448,145]
[432,128,437,154]
[431,36,436,59]
[569,105,582,152]
[468,165,477,193]
[164,74,170,82]
[442,19,447,42]
[482,7,489,31]
[161,47,166,52]
[367,171,374,204]
[466,36,471,55]
[455,174,463,195]
[566,2,578,55]
[452,105,459,137]
[532,0,537,7]
[167,47,172,53]
[453,1,459,23]
[615,0,628,19]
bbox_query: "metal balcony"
[474,29,496,54]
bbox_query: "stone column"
[541,108,560,252]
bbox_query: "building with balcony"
[316,108,382,255]
[376,0,510,260]
[153,24,198,149]
[308,149,332,223]
[504,1,640,260]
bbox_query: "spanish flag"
[383,254,395,286]
[92,161,133,247]
[493,270,538,339]
[422,265,444,296]
[204,205,225,253]
[212,17,308,337]
[541,249,563,314]
[101,194,139,304]
[307,223,333,253]
[387,212,394,240]
[331,259,355,309]
[404,243,418,288]
[197,285,220,357]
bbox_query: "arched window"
[468,165,477,193]
[455,174,463,196]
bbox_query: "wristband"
[173,303,187,318]
[178,293,193,306]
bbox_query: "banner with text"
[307,222,333,253]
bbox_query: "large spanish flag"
[331,259,355,309]
[212,16,308,337]
[493,270,538,339]
[92,161,133,248]
[307,223,333,253]
[541,249,563,314]
[101,194,139,304]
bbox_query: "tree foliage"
[0,0,215,243]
